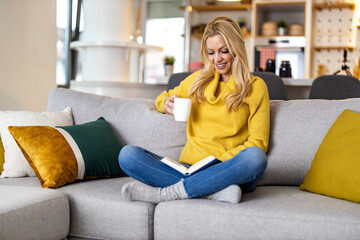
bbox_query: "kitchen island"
[70,77,314,100]
[283,78,314,99]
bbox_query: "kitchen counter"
[282,78,314,99]
[282,78,314,87]
[154,76,314,100]
[69,77,314,100]
[156,76,314,86]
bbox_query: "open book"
[161,155,218,175]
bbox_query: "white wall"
[0,0,57,111]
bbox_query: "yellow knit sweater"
[155,70,270,165]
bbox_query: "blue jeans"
[118,145,267,198]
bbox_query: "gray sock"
[204,185,242,204]
[121,180,188,204]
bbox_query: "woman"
[119,16,270,204]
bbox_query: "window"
[56,0,83,86]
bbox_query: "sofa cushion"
[8,117,125,188]
[47,88,187,161]
[300,109,360,203]
[0,176,41,187]
[0,185,69,240]
[259,98,360,186]
[0,176,156,240]
[58,177,155,240]
[154,186,360,240]
[0,107,73,178]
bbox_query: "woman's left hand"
[164,95,178,115]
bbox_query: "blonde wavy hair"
[189,16,251,111]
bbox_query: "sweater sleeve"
[155,71,201,113]
[219,76,270,160]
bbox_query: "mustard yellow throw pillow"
[300,109,360,203]
[0,136,4,174]
[8,117,126,188]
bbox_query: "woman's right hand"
[164,95,178,115]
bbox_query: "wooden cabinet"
[314,2,355,10]
[312,2,356,51]
[252,0,306,38]
[311,2,358,77]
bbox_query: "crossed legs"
[118,145,267,203]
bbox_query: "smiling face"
[206,34,234,82]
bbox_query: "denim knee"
[118,145,138,172]
[241,146,267,174]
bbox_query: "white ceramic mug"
[173,98,192,122]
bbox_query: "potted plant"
[238,17,246,28]
[164,55,175,65]
[277,20,288,36]
[164,55,175,76]
[238,17,248,35]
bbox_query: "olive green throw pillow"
[8,117,126,188]
[300,109,360,203]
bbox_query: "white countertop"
[282,78,314,87]
[70,77,314,88]
[70,40,163,52]
[152,77,314,87]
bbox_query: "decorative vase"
[278,27,286,36]
[165,65,174,76]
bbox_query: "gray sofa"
[1,88,360,240]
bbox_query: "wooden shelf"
[191,32,251,39]
[314,46,354,51]
[191,33,203,39]
[181,4,252,12]
[255,1,306,9]
[314,3,355,10]
[256,35,305,38]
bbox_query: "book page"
[187,155,216,174]
[161,155,217,175]
[161,157,188,174]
